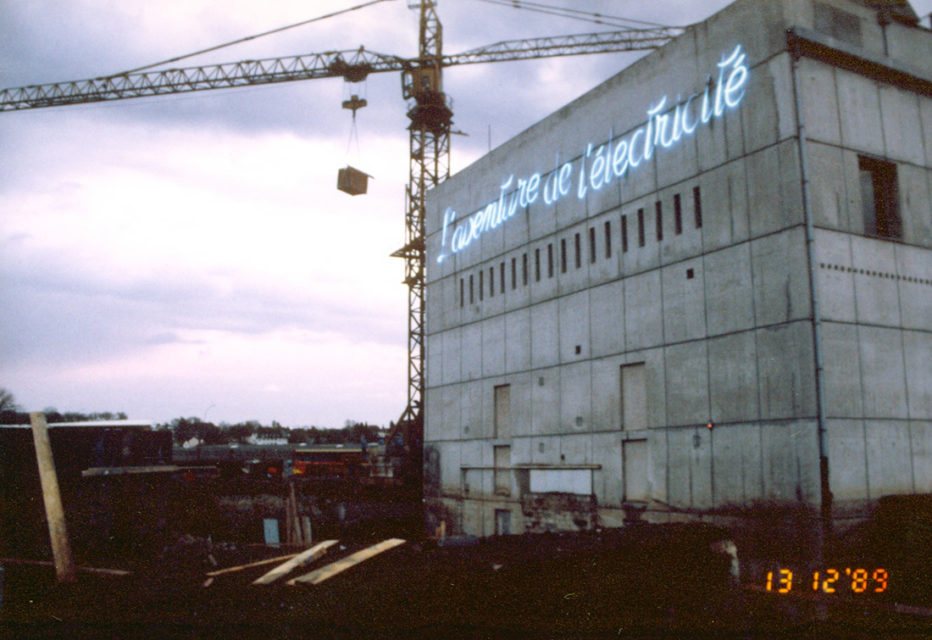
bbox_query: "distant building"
[246,433,290,446]
[0,419,170,482]
[423,0,931,536]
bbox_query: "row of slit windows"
[459,187,703,307]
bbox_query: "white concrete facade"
[423,0,932,537]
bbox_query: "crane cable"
[473,0,676,30]
[118,0,397,75]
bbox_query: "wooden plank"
[29,412,75,583]
[252,540,338,585]
[81,464,217,477]
[204,552,299,578]
[287,538,405,586]
[0,557,129,577]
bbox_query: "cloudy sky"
[2,1,929,427]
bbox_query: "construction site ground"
[3,522,931,639]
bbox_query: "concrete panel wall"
[712,422,764,507]
[836,70,886,157]
[589,280,625,358]
[623,270,663,350]
[661,258,706,343]
[423,0,931,536]
[858,326,908,419]
[825,419,868,506]
[664,341,709,427]
[821,322,864,418]
[903,331,932,420]
[865,420,915,497]
[704,243,754,336]
[708,331,759,424]
[757,322,816,420]
[913,422,932,494]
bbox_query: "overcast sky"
[2,0,930,427]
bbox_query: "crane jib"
[0,30,678,112]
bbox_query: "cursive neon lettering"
[437,207,456,263]
[612,139,629,177]
[589,145,606,191]
[628,128,644,168]
[559,163,572,196]
[722,46,748,107]
[602,130,614,186]
[670,100,684,144]
[526,173,540,205]
[647,96,668,148]
[496,175,514,225]
[642,106,655,161]
[681,93,699,134]
[436,44,750,262]
[578,144,592,199]
[543,169,559,205]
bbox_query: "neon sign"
[436,44,749,264]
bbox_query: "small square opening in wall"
[575,345,582,355]
[686,268,695,280]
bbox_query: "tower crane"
[0,1,679,464]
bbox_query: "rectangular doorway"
[495,509,512,536]
[623,439,649,502]
[494,445,511,496]
[494,384,511,438]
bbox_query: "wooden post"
[287,483,303,544]
[301,516,312,544]
[29,412,76,583]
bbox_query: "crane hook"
[342,94,367,118]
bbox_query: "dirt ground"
[3,523,931,639]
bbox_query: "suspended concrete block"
[337,166,372,196]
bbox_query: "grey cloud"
[0,244,403,369]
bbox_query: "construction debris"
[287,538,404,586]
[253,540,337,585]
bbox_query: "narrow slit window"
[500,262,505,294]
[535,248,541,282]
[522,253,528,286]
[489,267,494,297]
[674,193,683,235]
[655,201,663,242]
[637,208,645,247]
[621,215,629,253]
[547,243,554,278]
[561,238,568,273]
[479,270,484,301]
[693,186,703,229]
[589,227,596,264]
[574,233,582,269]
[469,274,474,304]
[604,220,612,258]
[511,257,517,290]
[459,278,464,307]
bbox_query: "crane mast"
[0,3,679,459]
[391,0,451,448]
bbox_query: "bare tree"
[0,387,18,413]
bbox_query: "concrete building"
[423,0,931,537]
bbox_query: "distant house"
[247,432,290,446]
